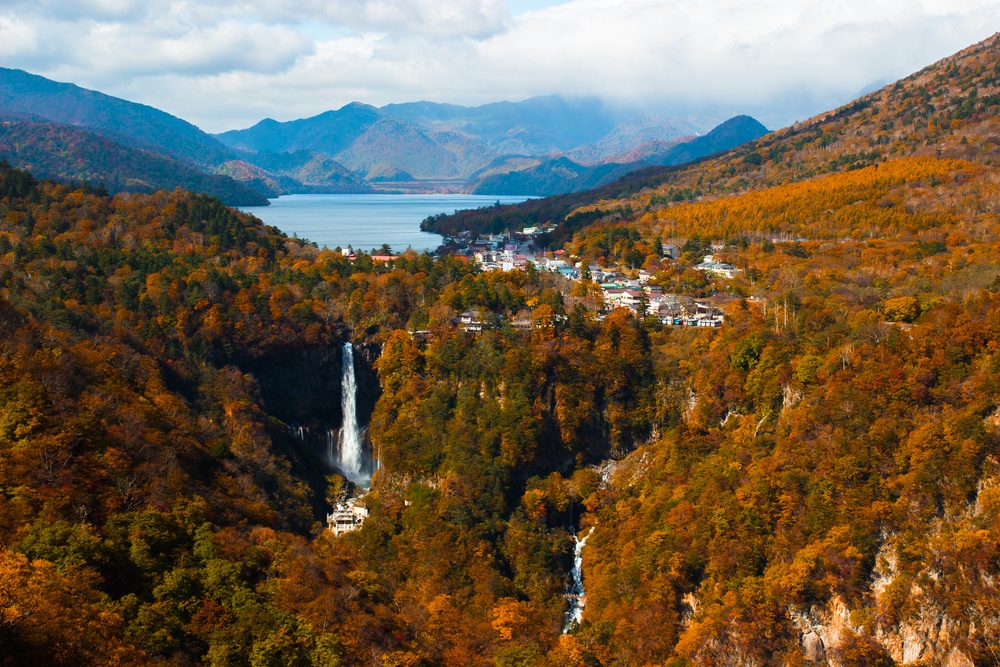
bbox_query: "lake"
[240,194,535,253]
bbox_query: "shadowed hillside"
[0,68,234,168]
[0,118,268,205]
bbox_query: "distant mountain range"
[467,116,768,195]
[0,67,769,201]
[217,98,767,195]
[217,97,661,162]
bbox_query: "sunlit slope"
[574,32,1000,227]
[599,157,978,241]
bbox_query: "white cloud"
[1,0,999,132]
[0,15,40,58]
[472,0,997,105]
[312,0,511,38]
[68,21,313,77]
[3,0,151,22]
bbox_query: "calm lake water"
[240,194,534,253]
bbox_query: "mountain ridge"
[0,116,268,205]
[465,115,768,197]
[0,67,234,168]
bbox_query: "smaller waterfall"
[563,526,595,633]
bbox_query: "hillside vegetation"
[0,162,663,665]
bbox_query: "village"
[332,222,747,337]
[440,225,737,331]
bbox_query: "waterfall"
[331,342,369,487]
[563,526,595,633]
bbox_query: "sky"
[1,0,999,133]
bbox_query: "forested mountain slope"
[0,68,234,168]
[0,69,278,203]
[0,118,269,205]
[422,32,1000,666]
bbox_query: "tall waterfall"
[330,342,369,487]
[563,526,595,633]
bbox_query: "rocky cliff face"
[785,479,999,667]
[235,341,381,441]
[659,463,1000,667]
[789,592,979,666]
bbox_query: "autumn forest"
[3,30,1000,667]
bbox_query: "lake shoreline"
[239,180,500,206]
[240,193,535,254]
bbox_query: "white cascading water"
[332,342,368,486]
[563,526,595,633]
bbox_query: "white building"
[697,255,741,279]
[327,500,368,536]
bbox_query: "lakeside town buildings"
[440,228,731,329]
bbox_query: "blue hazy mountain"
[216,102,382,157]
[215,97,703,182]
[649,115,769,166]
[219,96,634,157]
[379,96,632,154]
[467,115,769,196]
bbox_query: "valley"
[1,23,1000,667]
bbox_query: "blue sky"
[1,1,999,132]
